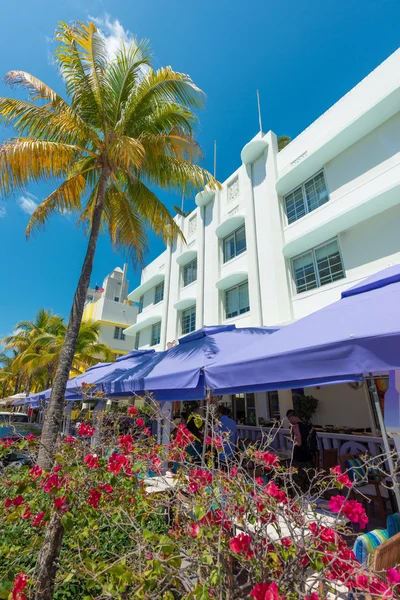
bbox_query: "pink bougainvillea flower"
[127,406,137,416]
[188,482,199,494]
[107,452,128,475]
[53,465,63,473]
[54,496,68,512]
[12,496,25,507]
[229,533,254,560]
[26,434,36,441]
[4,498,12,508]
[354,574,369,590]
[118,435,134,453]
[281,537,292,548]
[29,465,43,479]
[2,439,14,448]
[342,500,368,529]
[188,523,200,538]
[330,465,352,488]
[88,488,101,509]
[84,454,100,469]
[369,578,393,597]
[32,511,46,527]
[387,568,400,585]
[304,594,320,600]
[99,484,113,494]
[189,468,213,487]
[250,582,284,600]
[135,417,145,428]
[11,573,28,600]
[21,505,32,520]
[328,495,346,513]
[146,552,153,559]
[41,473,63,493]
[77,423,95,437]
[143,427,151,436]
[64,435,75,444]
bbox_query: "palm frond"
[0,138,82,194]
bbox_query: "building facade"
[83,265,138,356]
[124,49,400,429]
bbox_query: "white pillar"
[161,242,173,350]
[196,206,206,329]
[242,165,263,325]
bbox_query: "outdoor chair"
[322,448,338,472]
[339,453,388,523]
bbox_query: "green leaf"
[193,505,206,521]
[61,512,74,532]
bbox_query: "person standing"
[286,409,317,490]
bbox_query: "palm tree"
[278,135,291,152]
[0,21,218,474]
[16,318,113,389]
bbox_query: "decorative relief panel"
[227,177,239,203]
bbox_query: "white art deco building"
[123,48,400,431]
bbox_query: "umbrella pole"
[369,374,400,509]
[202,390,211,466]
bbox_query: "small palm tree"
[0,21,218,472]
[278,135,291,152]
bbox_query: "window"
[151,322,161,346]
[232,393,256,426]
[182,306,196,334]
[86,294,94,302]
[138,295,144,314]
[268,391,280,420]
[292,239,345,294]
[284,171,329,224]
[114,296,120,302]
[227,176,239,202]
[225,281,250,319]
[114,326,125,341]
[134,332,140,350]
[154,282,164,304]
[183,258,197,287]
[223,225,246,263]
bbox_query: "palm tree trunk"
[38,165,110,471]
[34,513,64,600]
[34,167,110,600]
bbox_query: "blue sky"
[0,0,399,338]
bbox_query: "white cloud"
[89,14,137,59]
[0,205,6,218]
[18,193,38,215]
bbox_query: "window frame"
[222,224,246,263]
[154,281,164,305]
[284,170,329,225]
[291,237,345,295]
[224,280,250,319]
[181,305,196,335]
[182,258,197,287]
[231,392,257,426]
[151,322,161,346]
[114,326,121,340]
[134,331,140,350]
[138,295,144,314]
[267,391,280,420]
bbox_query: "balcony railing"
[236,425,394,461]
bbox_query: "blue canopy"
[103,325,279,400]
[28,350,156,404]
[205,264,400,393]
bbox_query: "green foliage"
[292,393,319,422]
